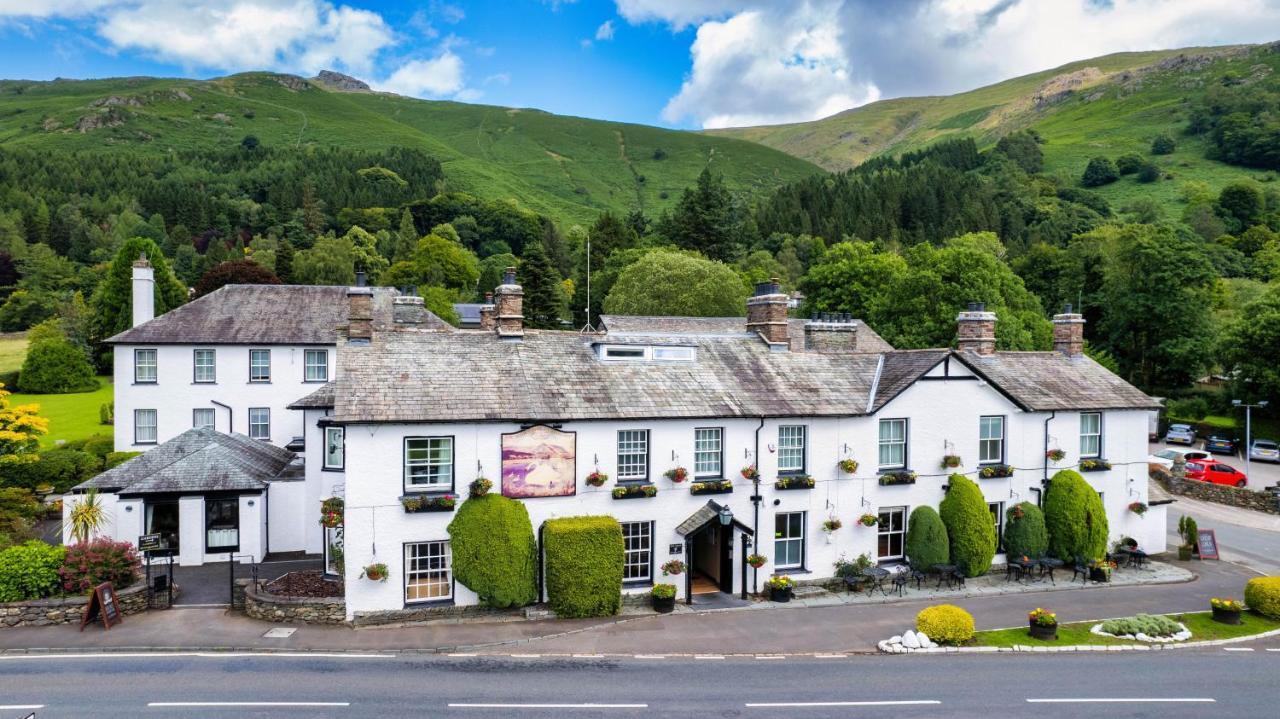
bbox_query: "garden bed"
[972,611,1280,648]
[264,570,343,598]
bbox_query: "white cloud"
[595,19,615,40]
[615,0,745,30]
[0,0,116,18]
[376,52,465,97]
[484,72,510,86]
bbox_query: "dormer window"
[597,344,695,362]
[603,346,646,360]
[652,346,694,361]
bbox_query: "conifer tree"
[89,238,187,340]
[520,237,565,330]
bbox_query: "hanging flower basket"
[661,559,686,576]
[585,471,608,487]
[839,458,859,474]
[664,467,689,483]
[740,465,759,481]
[612,484,658,500]
[746,554,767,569]
[858,513,879,527]
[1128,501,1148,516]
[361,563,388,582]
[469,477,492,498]
[319,497,344,528]
[979,464,1015,479]
[822,517,843,533]
[940,454,963,469]
[1046,448,1066,463]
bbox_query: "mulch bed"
[263,570,344,598]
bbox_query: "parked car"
[1250,439,1280,464]
[1204,435,1237,455]
[1165,424,1197,445]
[1148,447,1211,470]
[1185,461,1247,488]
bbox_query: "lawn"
[0,332,26,375]
[973,610,1280,648]
[8,379,114,448]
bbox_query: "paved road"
[1164,492,1280,575]
[1,652,1277,718]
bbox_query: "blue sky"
[2,1,1278,129]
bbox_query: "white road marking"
[572,654,604,658]
[0,706,44,711]
[1266,648,1280,652]
[695,654,724,660]
[1026,698,1215,703]
[755,655,786,660]
[509,654,542,658]
[1224,647,1254,652]
[814,654,847,659]
[148,702,350,708]
[746,701,941,708]
[0,652,394,660]
[448,703,647,709]
[447,653,477,657]
[634,654,666,659]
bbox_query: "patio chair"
[1071,556,1089,585]
[891,570,909,596]
[902,557,927,590]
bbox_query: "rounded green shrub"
[939,474,996,577]
[16,336,98,394]
[0,449,100,493]
[1003,501,1048,560]
[905,505,949,569]
[446,494,538,608]
[916,604,975,645]
[1244,576,1280,619]
[544,515,624,618]
[1044,469,1109,561]
[0,541,66,602]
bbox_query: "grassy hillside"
[0,73,820,226]
[711,43,1277,210]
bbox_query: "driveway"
[1149,441,1280,491]
[166,558,324,606]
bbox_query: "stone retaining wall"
[352,602,525,627]
[241,580,347,625]
[1156,473,1279,514]
[1,583,155,628]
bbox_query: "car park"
[1185,461,1248,488]
[1204,435,1237,455]
[1250,439,1280,464]
[1165,424,1197,445]
[1147,447,1211,470]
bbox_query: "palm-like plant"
[69,490,106,543]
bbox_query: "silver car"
[1250,439,1280,463]
[1165,423,1197,445]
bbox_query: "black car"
[1204,435,1237,455]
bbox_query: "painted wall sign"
[501,425,577,498]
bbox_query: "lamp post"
[1233,399,1269,482]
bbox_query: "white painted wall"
[340,370,1154,618]
[112,343,336,451]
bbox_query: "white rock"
[889,635,902,645]
[903,631,921,649]
[917,632,930,646]
[1135,633,1149,642]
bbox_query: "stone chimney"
[393,294,426,327]
[494,267,523,340]
[746,278,789,347]
[347,287,374,341]
[1053,303,1085,357]
[479,292,496,331]
[131,254,155,328]
[804,313,858,353]
[956,302,997,355]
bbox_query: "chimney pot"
[502,267,517,286]
[354,271,368,288]
[1052,308,1086,357]
[347,287,374,341]
[956,302,997,355]
[746,280,789,347]
[494,268,524,339]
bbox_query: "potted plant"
[661,559,686,576]
[1028,607,1058,640]
[664,467,688,483]
[1046,448,1066,463]
[320,497,344,528]
[652,583,677,613]
[1210,597,1244,625]
[858,513,878,527]
[740,465,759,481]
[822,517,843,533]
[1128,501,1148,516]
[766,574,795,602]
[940,454,962,469]
[833,554,873,591]
[1089,558,1116,583]
[469,477,492,497]
[361,563,388,582]
[585,471,608,487]
[1178,515,1198,560]
[839,458,859,474]
[747,553,767,569]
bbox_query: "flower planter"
[878,471,917,486]
[612,484,657,500]
[1212,606,1242,625]
[770,586,792,603]
[775,476,815,490]
[978,464,1015,479]
[691,481,733,495]
[401,496,456,513]
[1029,621,1058,641]
[653,595,675,613]
[1089,568,1110,583]
[1080,459,1112,472]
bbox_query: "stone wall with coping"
[0,583,155,628]
[1157,473,1279,514]
[241,579,346,625]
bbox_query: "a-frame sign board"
[79,581,122,631]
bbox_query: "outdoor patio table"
[1037,557,1063,585]
[1126,549,1149,570]
[1010,557,1037,583]
[933,564,958,589]
[862,566,891,596]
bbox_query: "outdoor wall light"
[718,506,733,526]
[247,499,255,507]
[124,505,133,512]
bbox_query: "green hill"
[711,42,1278,210]
[0,72,820,226]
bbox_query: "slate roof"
[289,381,335,409]
[107,284,451,345]
[598,315,894,353]
[74,428,303,495]
[329,326,1156,424]
[676,500,753,536]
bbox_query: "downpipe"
[752,416,764,596]
[1039,410,1056,505]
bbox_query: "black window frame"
[134,408,158,445]
[402,436,456,494]
[777,424,807,475]
[878,418,910,470]
[192,348,216,384]
[323,426,345,471]
[620,520,655,585]
[204,497,240,553]
[134,348,158,384]
[248,407,271,441]
[978,415,1006,466]
[248,348,271,383]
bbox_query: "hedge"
[16,336,99,394]
[446,494,538,608]
[1044,469,1109,561]
[543,515,624,618]
[0,541,66,602]
[1003,501,1048,560]
[0,448,100,493]
[916,604,975,645]
[905,505,949,569]
[1245,576,1280,619]
[939,474,996,577]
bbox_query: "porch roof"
[675,500,754,537]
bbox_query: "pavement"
[2,650,1279,718]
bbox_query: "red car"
[1185,461,1248,488]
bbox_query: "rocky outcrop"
[75,107,127,132]
[1033,68,1104,107]
[314,70,371,92]
[275,75,311,92]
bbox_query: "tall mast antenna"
[579,230,594,333]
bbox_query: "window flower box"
[401,494,456,513]
[878,470,916,486]
[1080,458,1111,472]
[691,479,733,495]
[612,484,657,500]
[978,463,1015,479]
[775,475,815,490]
